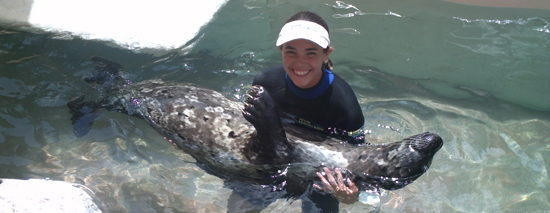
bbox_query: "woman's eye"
[307,52,317,56]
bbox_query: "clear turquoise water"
[1,0,549,212]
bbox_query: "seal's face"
[280,39,332,89]
[388,132,443,174]
[409,132,444,157]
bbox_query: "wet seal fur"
[68,57,443,191]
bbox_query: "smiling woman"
[280,39,330,89]
[251,11,367,212]
[254,11,365,144]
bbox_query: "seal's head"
[406,132,444,158]
[391,132,443,177]
[349,132,443,190]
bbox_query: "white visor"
[276,20,330,48]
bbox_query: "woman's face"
[280,39,333,89]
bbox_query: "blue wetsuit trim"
[285,68,334,100]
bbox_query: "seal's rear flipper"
[68,56,126,137]
[67,95,101,137]
[85,56,125,91]
[90,56,123,74]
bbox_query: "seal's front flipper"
[67,95,101,137]
[243,86,293,164]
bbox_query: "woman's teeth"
[294,69,309,76]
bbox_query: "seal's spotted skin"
[69,57,443,190]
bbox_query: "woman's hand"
[313,167,359,204]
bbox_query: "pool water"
[1,0,549,212]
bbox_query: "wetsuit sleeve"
[328,74,365,144]
[252,65,285,91]
[252,65,287,105]
[252,69,268,86]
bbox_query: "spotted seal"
[68,57,443,191]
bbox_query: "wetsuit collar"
[286,68,334,100]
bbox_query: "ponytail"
[323,59,333,71]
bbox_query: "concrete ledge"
[0,0,229,51]
[0,179,101,213]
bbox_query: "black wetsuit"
[253,65,365,144]
[243,65,365,213]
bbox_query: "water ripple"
[447,17,550,61]
[326,1,404,18]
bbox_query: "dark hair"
[285,11,334,71]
